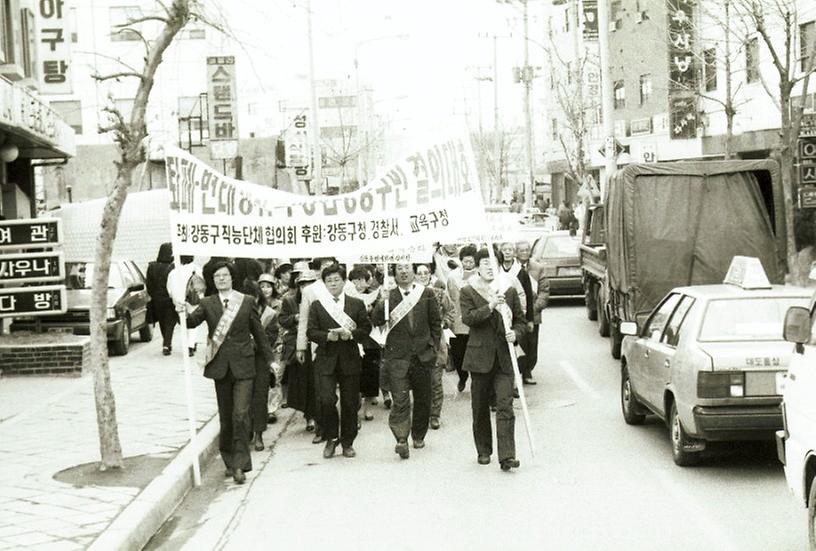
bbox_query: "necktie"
[333,297,339,303]
[223,298,229,310]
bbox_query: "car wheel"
[808,479,816,550]
[139,322,153,343]
[586,283,598,321]
[597,288,610,337]
[669,401,700,466]
[610,321,622,360]
[621,365,646,425]
[110,317,131,356]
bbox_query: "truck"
[580,160,788,359]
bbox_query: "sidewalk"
[0,334,218,550]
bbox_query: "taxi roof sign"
[723,256,771,289]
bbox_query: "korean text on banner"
[165,134,484,257]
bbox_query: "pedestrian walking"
[460,248,526,471]
[345,266,381,421]
[259,273,285,425]
[371,263,441,459]
[500,241,535,385]
[516,241,550,384]
[446,245,478,392]
[307,265,371,459]
[166,255,207,357]
[365,265,392,409]
[146,242,177,356]
[182,261,275,484]
[415,263,455,430]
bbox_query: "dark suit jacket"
[371,286,441,366]
[306,295,371,376]
[460,284,526,374]
[278,291,300,365]
[186,293,274,380]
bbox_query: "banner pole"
[485,242,536,460]
[172,251,202,486]
[383,262,389,323]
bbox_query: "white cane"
[485,244,536,460]
[172,251,202,486]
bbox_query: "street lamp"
[354,34,410,184]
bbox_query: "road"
[147,299,807,551]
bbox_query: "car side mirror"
[783,306,811,352]
[620,321,638,336]
[128,283,145,292]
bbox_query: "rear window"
[536,235,579,258]
[699,297,809,342]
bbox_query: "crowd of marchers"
[142,239,550,484]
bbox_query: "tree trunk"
[90,165,136,470]
[723,0,733,160]
[778,89,798,275]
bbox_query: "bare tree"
[320,103,384,191]
[734,0,816,271]
[88,0,195,470]
[471,129,524,203]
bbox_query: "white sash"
[314,286,357,332]
[386,284,424,332]
[345,284,378,309]
[205,292,242,364]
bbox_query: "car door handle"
[664,359,671,368]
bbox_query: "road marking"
[558,359,601,398]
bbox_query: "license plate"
[558,266,580,276]
[776,371,786,394]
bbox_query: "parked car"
[619,257,810,466]
[531,230,583,296]
[12,260,152,355]
[777,286,816,548]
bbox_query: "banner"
[166,134,484,257]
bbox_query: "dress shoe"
[267,413,278,424]
[457,379,466,392]
[522,377,537,385]
[323,439,339,459]
[312,433,325,445]
[500,458,521,472]
[252,434,265,451]
[395,440,410,459]
[162,346,171,356]
[342,445,356,458]
[233,468,246,484]
[305,419,315,432]
[429,418,440,430]
[224,467,233,478]
[188,347,195,357]
[477,455,491,465]
[412,438,425,449]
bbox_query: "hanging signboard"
[669,95,698,139]
[0,251,65,284]
[799,186,816,208]
[0,218,62,250]
[0,285,67,318]
[206,56,238,160]
[582,0,599,41]
[285,113,311,181]
[37,0,73,94]
[667,0,696,90]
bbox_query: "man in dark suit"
[184,261,274,484]
[307,264,372,459]
[460,248,526,471]
[371,263,441,459]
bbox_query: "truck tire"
[610,320,622,359]
[586,282,598,321]
[597,287,610,337]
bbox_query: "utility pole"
[306,0,322,195]
[597,0,616,199]
[493,34,501,203]
[521,0,535,208]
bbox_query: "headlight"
[106,307,117,320]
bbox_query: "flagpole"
[172,251,202,486]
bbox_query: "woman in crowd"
[446,245,479,392]
[274,262,294,298]
[259,273,286,425]
[146,242,177,356]
[346,266,382,422]
[245,278,279,451]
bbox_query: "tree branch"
[93,71,147,82]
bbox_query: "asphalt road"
[147,298,808,551]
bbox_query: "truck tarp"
[606,160,785,318]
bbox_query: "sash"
[469,278,513,333]
[259,305,277,329]
[205,293,242,364]
[386,284,424,332]
[314,285,357,333]
[344,284,379,309]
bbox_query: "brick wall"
[0,335,90,376]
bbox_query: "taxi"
[618,256,811,466]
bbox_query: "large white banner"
[166,134,484,258]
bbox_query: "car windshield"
[540,235,579,258]
[65,262,122,290]
[698,297,809,342]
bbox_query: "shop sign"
[0,252,64,284]
[582,0,598,41]
[206,56,238,160]
[630,117,653,136]
[0,285,66,318]
[669,95,698,139]
[285,113,311,181]
[799,186,816,208]
[37,0,72,94]
[0,219,62,250]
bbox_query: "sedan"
[531,230,582,296]
[619,280,810,466]
[12,260,152,355]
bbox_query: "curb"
[88,414,221,551]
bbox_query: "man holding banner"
[307,265,371,459]
[371,263,441,459]
[460,249,526,471]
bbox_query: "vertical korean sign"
[206,56,238,160]
[667,0,697,139]
[285,113,311,181]
[37,0,72,94]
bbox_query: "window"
[50,100,83,134]
[703,48,717,91]
[614,79,625,109]
[639,74,652,105]
[0,0,12,64]
[109,6,143,42]
[802,21,815,72]
[644,293,682,340]
[746,37,759,83]
[177,95,207,148]
[551,117,559,140]
[699,297,807,342]
[20,8,35,78]
[662,296,695,347]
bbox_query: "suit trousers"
[214,370,253,472]
[251,357,270,433]
[470,356,516,461]
[387,355,431,442]
[430,364,444,420]
[317,361,360,447]
[449,334,470,385]
[155,301,178,348]
[518,324,539,378]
